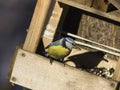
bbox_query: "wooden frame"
[9,0,120,89]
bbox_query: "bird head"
[63,37,75,50]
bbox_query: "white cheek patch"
[66,42,73,49]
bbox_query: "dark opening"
[54,4,82,41]
[107,4,118,12]
[62,7,82,35]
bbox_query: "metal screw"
[110,83,115,88]
[21,53,26,57]
[11,77,16,82]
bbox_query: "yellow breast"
[47,45,70,59]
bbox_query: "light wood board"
[10,49,117,90]
[42,2,63,47]
[113,58,120,81]
[23,0,52,52]
[57,0,120,23]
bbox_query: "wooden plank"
[10,48,117,90]
[73,0,92,6]
[23,0,52,52]
[92,0,108,12]
[108,0,120,9]
[109,10,120,17]
[113,58,120,81]
[57,0,120,23]
[42,2,63,47]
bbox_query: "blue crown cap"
[65,37,74,43]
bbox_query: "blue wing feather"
[45,39,62,49]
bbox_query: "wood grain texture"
[73,0,92,6]
[77,14,116,53]
[108,10,120,81]
[23,0,52,52]
[42,2,63,47]
[113,58,120,81]
[57,0,120,23]
[76,0,120,60]
[10,49,117,90]
[109,10,120,17]
[92,0,108,12]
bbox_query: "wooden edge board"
[8,46,20,80]
[42,2,63,47]
[23,0,52,52]
[113,57,120,81]
[57,0,120,23]
[108,10,120,17]
[10,48,117,90]
[75,41,120,56]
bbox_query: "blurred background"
[0,0,37,90]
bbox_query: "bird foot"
[50,58,53,65]
[63,62,66,67]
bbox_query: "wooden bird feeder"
[9,0,120,90]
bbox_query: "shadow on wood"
[64,51,108,69]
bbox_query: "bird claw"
[50,58,53,64]
[63,62,66,67]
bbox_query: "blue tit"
[45,37,75,64]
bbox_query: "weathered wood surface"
[57,0,120,23]
[10,49,117,90]
[73,0,92,6]
[113,25,120,81]
[70,0,120,81]
[78,15,116,49]
[23,0,52,52]
[109,10,120,17]
[76,11,120,82]
[42,2,63,47]
[92,0,108,12]
[75,0,120,56]
[113,58,120,81]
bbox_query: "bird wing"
[45,39,62,49]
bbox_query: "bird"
[45,37,76,64]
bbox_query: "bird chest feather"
[47,45,70,59]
